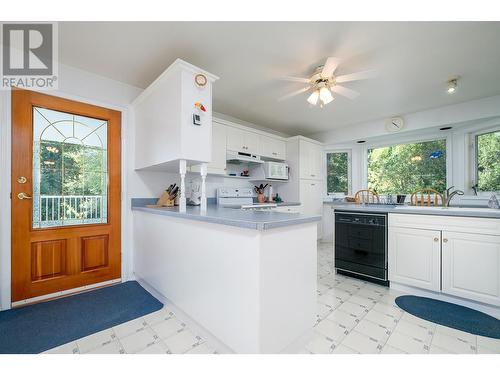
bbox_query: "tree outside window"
[475,130,500,192]
[327,152,349,194]
[367,139,447,195]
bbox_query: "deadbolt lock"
[17,176,27,184]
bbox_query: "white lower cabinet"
[389,227,441,292]
[442,231,500,306]
[321,205,334,242]
[388,213,500,307]
[300,180,323,239]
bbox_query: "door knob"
[17,192,32,200]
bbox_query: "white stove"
[216,187,277,210]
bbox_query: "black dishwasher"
[335,211,388,285]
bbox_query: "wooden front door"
[11,88,121,304]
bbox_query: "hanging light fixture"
[307,90,319,105]
[447,77,459,94]
[307,85,334,107]
[319,86,334,105]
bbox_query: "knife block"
[157,191,175,207]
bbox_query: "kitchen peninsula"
[132,201,321,353]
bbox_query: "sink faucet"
[443,186,465,207]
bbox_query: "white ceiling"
[59,22,500,135]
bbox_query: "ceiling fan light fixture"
[319,86,333,105]
[447,78,458,94]
[307,90,320,105]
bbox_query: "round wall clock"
[194,73,207,87]
[385,117,405,132]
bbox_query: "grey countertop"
[132,201,320,230]
[324,201,500,219]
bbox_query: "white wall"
[319,97,500,200]
[312,94,500,144]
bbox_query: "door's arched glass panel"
[32,106,108,228]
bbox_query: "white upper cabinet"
[133,59,219,171]
[259,135,286,161]
[299,139,323,180]
[226,126,260,154]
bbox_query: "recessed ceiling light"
[447,78,458,94]
[440,126,453,131]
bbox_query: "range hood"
[226,150,264,164]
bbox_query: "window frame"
[325,149,352,197]
[361,135,452,196]
[470,126,500,195]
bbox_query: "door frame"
[0,88,132,310]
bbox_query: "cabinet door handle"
[443,238,448,243]
[433,237,439,242]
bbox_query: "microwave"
[263,162,289,180]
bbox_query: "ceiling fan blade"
[321,57,340,77]
[278,87,310,101]
[335,70,377,83]
[281,76,310,83]
[330,85,360,99]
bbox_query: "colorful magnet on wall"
[194,102,206,112]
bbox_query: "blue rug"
[0,281,163,354]
[395,295,500,339]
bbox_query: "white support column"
[200,163,208,214]
[179,159,187,213]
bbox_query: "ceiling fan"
[279,57,375,107]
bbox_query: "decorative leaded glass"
[32,107,108,228]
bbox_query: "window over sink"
[367,139,447,195]
[326,151,350,195]
[473,128,500,193]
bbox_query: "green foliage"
[477,130,500,192]
[367,140,447,195]
[327,152,348,194]
[39,140,106,196]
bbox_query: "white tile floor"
[44,242,500,354]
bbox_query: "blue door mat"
[0,281,163,353]
[395,295,500,339]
